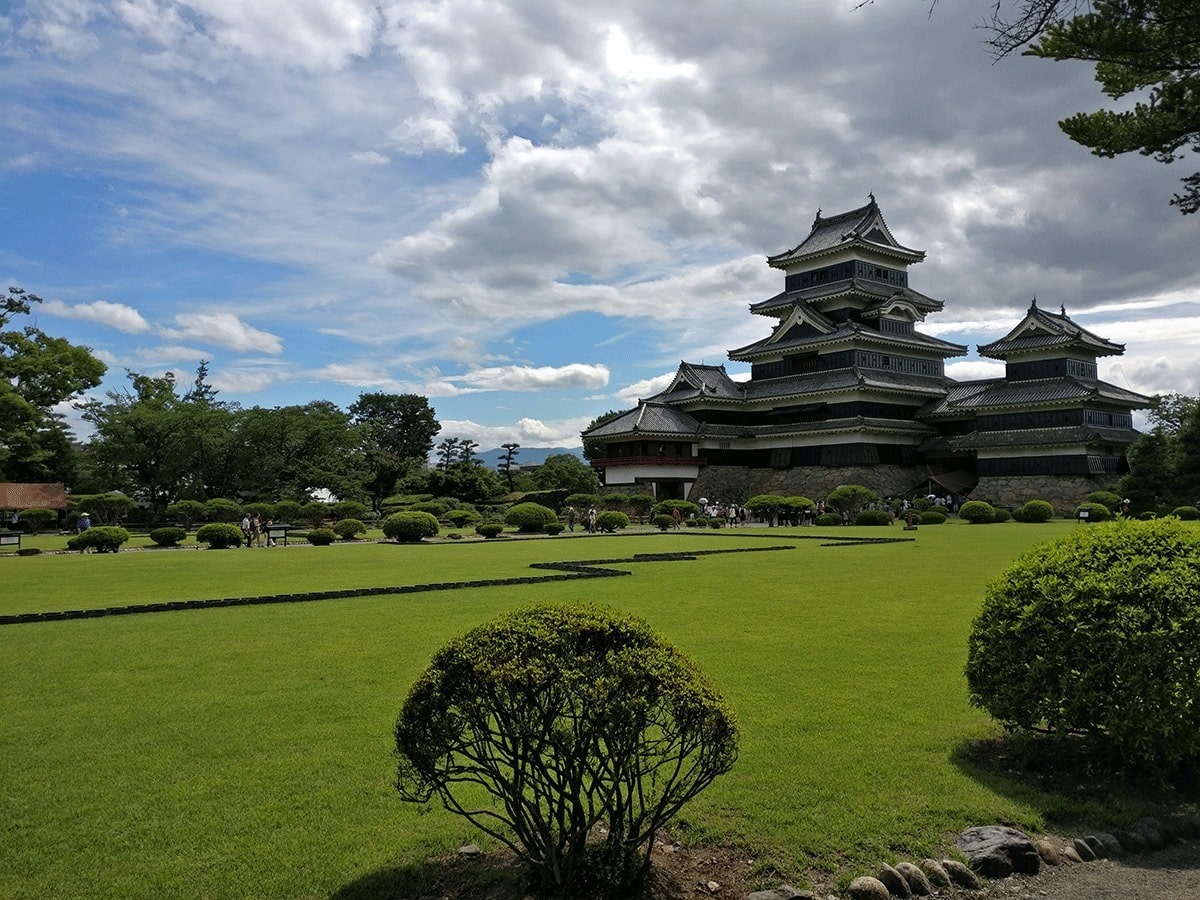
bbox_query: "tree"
[395,604,739,896]
[1,287,106,481]
[1148,391,1200,433]
[582,409,625,461]
[349,393,440,512]
[497,442,520,489]
[534,453,601,496]
[435,437,462,471]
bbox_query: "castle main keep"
[582,198,1150,511]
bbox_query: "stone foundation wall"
[971,475,1115,516]
[690,465,927,503]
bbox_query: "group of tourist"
[239,514,278,547]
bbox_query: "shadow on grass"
[950,731,1197,833]
[331,852,530,900]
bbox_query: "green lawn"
[0,522,1179,897]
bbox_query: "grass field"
[0,522,1184,897]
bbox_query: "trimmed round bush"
[652,514,675,531]
[383,511,441,542]
[958,500,996,524]
[544,523,565,535]
[410,500,449,516]
[476,523,504,539]
[149,526,187,547]
[967,519,1200,771]
[595,510,630,533]
[1074,501,1112,522]
[814,513,842,527]
[395,603,738,897]
[332,518,367,540]
[919,510,947,525]
[67,526,130,553]
[272,500,302,523]
[1172,506,1200,520]
[992,507,1013,523]
[1085,490,1122,511]
[504,502,559,534]
[195,522,243,549]
[1012,499,1053,522]
[1139,510,1158,520]
[331,500,370,521]
[854,509,892,526]
[306,527,338,546]
[654,499,699,519]
[685,516,706,527]
[203,498,242,523]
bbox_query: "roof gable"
[767,196,924,269]
[978,300,1125,359]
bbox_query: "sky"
[3,0,1197,451]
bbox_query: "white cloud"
[162,312,283,354]
[350,150,389,165]
[945,359,1006,381]
[616,372,675,404]
[41,298,151,333]
[456,363,609,392]
[388,117,464,155]
[438,415,593,448]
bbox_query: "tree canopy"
[960,0,1200,214]
[1,287,106,482]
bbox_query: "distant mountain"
[476,446,584,469]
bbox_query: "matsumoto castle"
[582,197,1150,512]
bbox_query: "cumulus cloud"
[438,415,594,448]
[615,372,675,404]
[41,298,151,333]
[350,150,390,165]
[455,363,609,392]
[162,313,283,354]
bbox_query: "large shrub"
[395,604,738,896]
[443,508,481,527]
[306,528,338,546]
[67,526,130,553]
[1173,505,1200,520]
[149,527,187,547]
[195,523,243,549]
[918,510,947,525]
[814,512,842,527]
[600,493,629,511]
[71,493,134,525]
[652,514,675,531]
[958,500,996,523]
[504,502,558,533]
[332,518,366,540]
[654,499,699,519]
[475,523,504,539]
[1074,501,1112,522]
[272,500,302,523]
[383,511,440,542]
[595,510,630,533]
[992,507,1013,523]
[854,509,892,526]
[966,519,1200,771]
[331,500,370,521]
[1014,499,1054,523]
[1085,490,1122,512]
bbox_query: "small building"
[582,198,1150,511]
[0,483,69,527]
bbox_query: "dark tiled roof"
[952,424,1140,450]
[738,367,950,402]
[767,198,923,266]
[749,279,943,316]
[699,416,936,439]
[926,377,1148,413]
[979,302,1125,359]
[730,321,966,360]
[583,403,700,438]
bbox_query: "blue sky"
[3,0,1198,449]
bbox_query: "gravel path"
[971,839,1200,900]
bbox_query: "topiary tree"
[272,500,302,523]
[149,526,187,547]
[66,525,130,553]
[600,492,629,511]
[825,485,876,521]
[627,493,656,522]
[1015,499,1054,523]
[475,522,504,539]
[395,604,739,897]
[958,500,997,523]
[382,511,440,542]
[654,499,699,519]
[72,493,134,526]
[17,507,56,533]
[165,499,206,529]
[306,527,338,546]
[595,510,630,533]
[919,510,947,525]
[332,518,366,540]
[203,498,242,523]
[1085,490,1122,512]
[814,512,841,527]
[652,514,675,531]
[195,523,242,549]
[544,522,565,535]
[331,500,370,522]
[966,519,1200,772]
[298,502,330,528]
[503,501,558,534]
